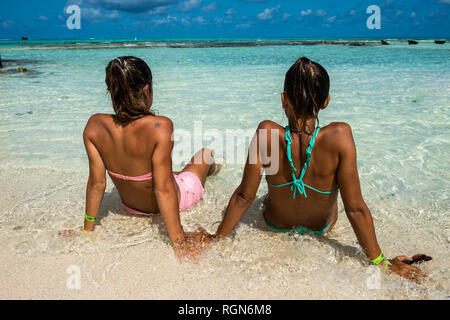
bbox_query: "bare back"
[262,120,342,231]
[84,114,179,213]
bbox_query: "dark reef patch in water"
[15,111,33,116]
[0,40,377,51]
[0,58,42,76]
[0,68,41,76]
[0,58,41,66]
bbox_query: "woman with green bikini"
[214,57,430,281]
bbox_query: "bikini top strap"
[305,126,321,166]
[284,126,321,199]
[284,126,297,173]
[285,126,321,171]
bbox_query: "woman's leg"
[179,148,220,187]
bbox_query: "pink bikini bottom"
[122,172,204,216]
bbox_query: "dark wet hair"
[105,56,154,125]
[284,57,330,133]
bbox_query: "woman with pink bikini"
[80,56,219,258]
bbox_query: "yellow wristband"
[85,214,97,222]
[372,252,386,265]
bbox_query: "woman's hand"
[58,226,94,238]
[184,227,215,243]
[58,229,79,238]
[387,254,432,281]
[173,228,214,260]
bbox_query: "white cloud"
[82,8,102,20]
[38,15,48,21]
[326,15,336,23]
[257,5,281,21]
[193,16,204,23]
[315,9,327,17]
[226,8,237,16]
[349,10,356,16]
[180,15,206,26]
[81,7,120,21]
[411,12,416,18]
[301,9,312,16]
[178,0,202,12]
[282,13,291,22]
[201,2,218,12]
[152,14,177,26]
[147,5,171,15]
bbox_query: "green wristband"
[372,252,386,265]
[85,214,97,222]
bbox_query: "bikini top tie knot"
[290,176,307,199]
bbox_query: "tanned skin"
[62,84,216,259]
[214,93,429,281]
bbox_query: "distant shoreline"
[1,37,449,42]
[0,38,448,50]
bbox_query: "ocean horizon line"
[0,37,447,51]
[1,36,449,42]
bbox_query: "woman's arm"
[215,126,265,238]
[151,119,185,250]
[336,123,427,280]
[150,118,209,258]
[83,119,107,231]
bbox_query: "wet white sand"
[0,167,448,300]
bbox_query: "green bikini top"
[270,126,339,199]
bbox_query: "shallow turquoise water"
[1,41,449,202]
[0,40,448,299]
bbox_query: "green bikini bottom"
[264,214,333,235]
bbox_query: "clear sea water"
[0,39,448,299]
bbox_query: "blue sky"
[0,0,449,39]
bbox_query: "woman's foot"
[208,162,222,177]
[181,148,222,186]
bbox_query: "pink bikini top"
[107,170,153,181]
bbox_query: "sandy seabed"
[0,167,448,300]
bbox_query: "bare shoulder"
[257,120,282,130]
[256,120,285,139]
[151,115,173,130]
[83,114,110,139]
[321,122,355,151]
[85,113,109,126]
[132,115,172,133]
[144,116,174,142]
[322,122,353,135]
